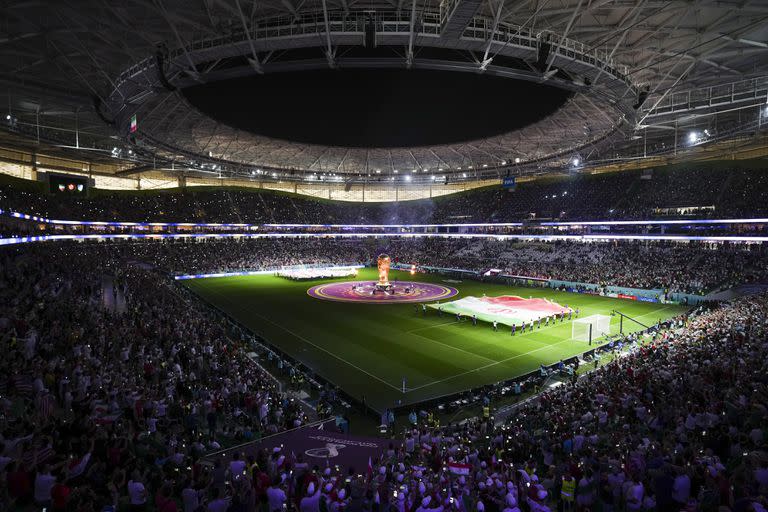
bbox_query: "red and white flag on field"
[447,462,472,475]
[431,295,571,325]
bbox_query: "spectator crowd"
[0,243,316,512]
[116,237,768,295]
[260,292,768,512]
[2,164,768,225]
[1,235,767,512]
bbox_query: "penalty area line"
[198,286,404,393]
[407,335,580,392]
[406,330,498,365]
[410,304,681,392]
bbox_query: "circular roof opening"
[183,69,571,148]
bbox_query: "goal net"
[572,314,611,342]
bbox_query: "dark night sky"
[184,69,571,148]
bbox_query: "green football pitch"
[182,268,688,411]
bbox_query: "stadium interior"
[1,2,768,512]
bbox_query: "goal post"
[572,314,611,343]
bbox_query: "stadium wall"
[548,279,707,305]
[396,264,707,306]
[3,140,767,203]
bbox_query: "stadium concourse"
[2,162,768,226]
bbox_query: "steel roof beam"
[406,0,420,67]
[543,0,584,75]
[320,0,337,67]
[442,0,486,39]
[234,0,263,73]
[479,0,505,71]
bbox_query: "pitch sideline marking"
[409,304,678,392]
[197,281,678,396]
[404,315,577,367]
[408,314,575,339]
[198,285,404,392]
[406,330,498,365]
[404,312,585,383]
[406,336,579,392]
[625,305,679,323]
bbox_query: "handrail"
[111,7,634,97]
[644,76,768,117]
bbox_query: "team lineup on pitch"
[184,267,687,411]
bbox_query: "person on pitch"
[472,314,477,326]
[492,320,498,331]
[511,323,516,336]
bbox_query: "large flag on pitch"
[428,295,571,326]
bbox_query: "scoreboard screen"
[48,173,89,194]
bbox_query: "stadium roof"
[2,0,768,183]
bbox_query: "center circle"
[307,280,458,304]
